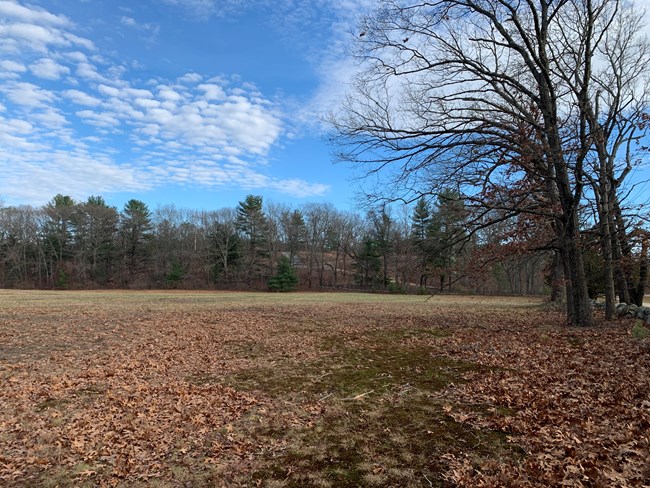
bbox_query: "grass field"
[0,290,648,487]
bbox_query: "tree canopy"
[332,0,650,325]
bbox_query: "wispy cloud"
[158,0,219,20]
[120,15,160,45]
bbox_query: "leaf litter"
[0,292,648,487]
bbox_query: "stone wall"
[616,303,650,324]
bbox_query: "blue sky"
[1,1,649,213]
[0,0,377,211]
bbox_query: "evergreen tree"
[236,195,270,285]
[268,256,299,291]
[368,207,394,287]
[43,194,76,286]
[165,259,185,288]
[411,197,432,287]
[119,199,153,282]
[73,196,118,284]
[285,209,307,264]
[428,190,468,292]
[353,237,382,289]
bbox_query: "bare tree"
[332,0,649,325]
[303,203,336,288]
[204,208,240,287]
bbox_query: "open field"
[1,291,649,487]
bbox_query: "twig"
[342,390,374,401]
[318,393,333,402]
[423,473,434,487]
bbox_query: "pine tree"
[119,199,153,282]
[411,197,432,287]
[268,256,299,292]
[236,195,270,286]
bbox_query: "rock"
[614,303,650,321]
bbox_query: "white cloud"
[120,16,137,27]
[198,83,225,100]
[76,109,120,127]
[0,1,332,205]
[157,85,184,102]
[76,62,112,83]
[63,89,101,106]
[1,81,55,108]
[0,1,70,27]
[0,59,26,72]
[0,22,93,53]
[178,72,202,84]
[32,108,67,128]
[97,84,121,97]
[268,178,330,197]
[5,118,32,134]
[0,152,150,204]
[30,58,70,79]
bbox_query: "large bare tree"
[332,0,649,326]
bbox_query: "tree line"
[1,192,557,294]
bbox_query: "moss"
[249,392,521,487]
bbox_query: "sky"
[1,1,649,213]
[0,0,377,211]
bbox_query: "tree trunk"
[549,251,565,302]
[560,225,593,326]
[599,190,616,319]
[633,233,648,306]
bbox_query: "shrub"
[268,256,299,292]
[165,260,185,288]
[632,322,650,339]
[387,281,406,294]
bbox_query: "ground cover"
[0,291,648,487]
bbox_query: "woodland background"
[0,190,643,300]
[0,191,553,294]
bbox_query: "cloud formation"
[0,1,330,205]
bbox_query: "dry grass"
[0,290,647,487]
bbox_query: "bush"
[632,322,650,339]
[55,269,70,289]
[268,256,299,292]
[387,281,406,294]
[165,260,185,288]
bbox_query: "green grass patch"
[35,397,69,412]
[226,326,463,400]
[226,326,520,487]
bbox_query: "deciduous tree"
[332,0,650,325]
